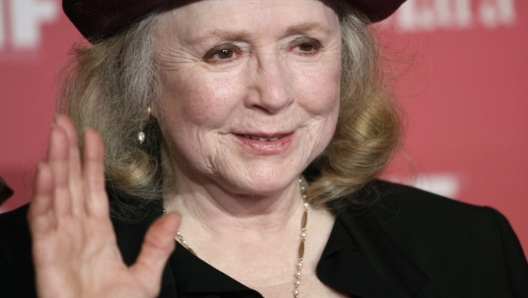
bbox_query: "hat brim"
[63,0,406,42]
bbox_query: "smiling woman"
[154,0,342,200]
[60,0,397,218]
[0,0,527,297]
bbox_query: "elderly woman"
[1,0,527,297]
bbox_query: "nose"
[245,53,293,114]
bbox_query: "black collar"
[317,207,428,297]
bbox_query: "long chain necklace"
[163,178,308,298]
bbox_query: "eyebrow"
[284,22,331,36]
[188,22,331,44]
[188,29,252,44]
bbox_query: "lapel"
[168,243,262,297]
[317,204,429,298]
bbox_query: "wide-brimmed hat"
[63,0,406,43]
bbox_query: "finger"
[130,212,180,295]
[82,128,108,218]
[28,162,55,235]
[48,124,72,217]
[55,114,84,215]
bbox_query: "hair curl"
[58,3,400,220]
[308,2,401,208]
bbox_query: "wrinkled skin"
[155,0,341,198]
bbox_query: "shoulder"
[360,180,528,246]
[0,204,31,241]
[0,204,37,297]
[357,180,517,247]
[352,180,528,295]
[362,180,495,232]
[337,180,507,250]
[0,203,30,224]
[0,204,32,247]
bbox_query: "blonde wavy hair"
[58,2,400,219]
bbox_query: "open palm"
[28,115,179,298]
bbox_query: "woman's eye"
[298,43,315,52]
[293,39,321,55]
[216,49,234,59]
[205,47,238,62]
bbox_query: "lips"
[243,135,281,142]
[233,132,294,155]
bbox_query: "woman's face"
[155,0,341,195]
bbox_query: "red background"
[1,0,527,254]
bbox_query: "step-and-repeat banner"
[1,0,527,253]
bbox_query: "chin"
[214,165,303,196]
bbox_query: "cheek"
[160,69,245,129]
[292,59,341,156]
[293,61,341,116]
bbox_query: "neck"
[161,158,338,296]
[163,168,305,242]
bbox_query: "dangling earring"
[138,107,151,144]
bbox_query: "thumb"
[130,212,180,294]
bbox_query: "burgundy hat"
[63,0,406,42]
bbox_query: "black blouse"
[1,180,528,297]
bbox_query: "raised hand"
[28,115,179,298]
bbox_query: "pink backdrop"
[1,0,527,254]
